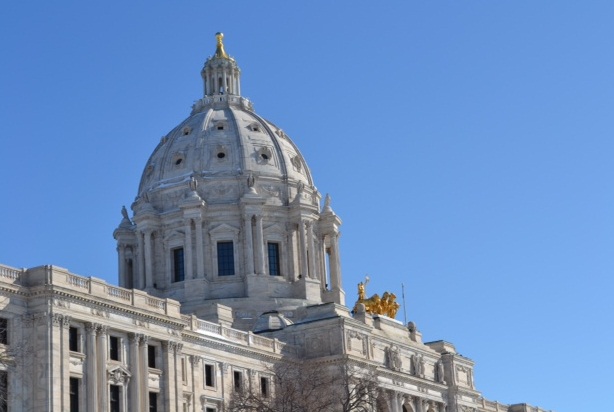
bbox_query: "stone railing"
[14,265,181,318]
[187,317,296,355]
[191,95,253,114]
[480,399,509,411]
[480,399,552,412]
[0,264,23,284]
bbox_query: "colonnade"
[202,65,241,96]
[117,213,343,304]
[82,324,183,412]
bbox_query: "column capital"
[85,322,101,334]
[50,313,63,326]
[62,315,72,329]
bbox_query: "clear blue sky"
[2,2,613,410]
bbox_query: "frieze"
[53,298,70,309]
[133,318,150,328]
[91,308,110,318]
[168,328,182,338]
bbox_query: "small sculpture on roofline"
[353,276,400,319]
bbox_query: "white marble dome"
[138,96,313,206]
[138,34,313,210]
[115,33,344,330]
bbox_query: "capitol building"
[0,34,550,412]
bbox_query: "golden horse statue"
[354,280,400,319]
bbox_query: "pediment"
[107,364,132,385]
[164,229,185,242]
[263,223,285,235]
[209,223,239,235]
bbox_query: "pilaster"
[97,325,108,412]
[85,322,99,412]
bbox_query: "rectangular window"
[205,408,216,412]
[0,370,7,412]
[110,385,121,412]
[217,242,235,276]
[173,247,185,282]
[149,392,158,412]
[148,345,156,368]
[181,357,187,383]
[205,364,215,387]
[233,370,243,392]
[69,327,79,352]
[109,336,120,361]
[0,318,7,345]
[267,242,280,276]
[260,376,269,398]
[70,377,80,412]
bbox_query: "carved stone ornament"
[385,344,402,371]
[91,308,110,318]
[107,365,132,385]
[53,299,70,309]
[412,354,425,377]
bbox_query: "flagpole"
[401,283,407,325]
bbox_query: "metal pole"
[401,283,407,325]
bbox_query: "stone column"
[144,231,154,288]
[185,220,194,279]
[97,326,108,412]
[47,314,63,411]
[85,323,98,412]
[204,223,213,280]
[128,334,141,412]
[137,231,145,288]
[306,222,317,279]
[243,215,255,274]
[61,316,71,412]
[118,245,126,287]
[298,220,308,278]
[140,336,149,410]
[388,390,399,412]
[329,233,342,290]
[254,215,265,275]
[189,356,201,412]
[195,217,205,278]
[162,342,179,411]
[286,223,296,281]
[175,344,184,412]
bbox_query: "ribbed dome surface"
[138,96,313,205]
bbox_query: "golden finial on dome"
[214,32,229,59]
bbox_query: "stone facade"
[0,34,551,411]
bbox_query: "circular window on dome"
[172,153,185,168]
[215,145,228,162]
[257,147,272,164]
[182,126,192,136]
[248,123,261,133]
